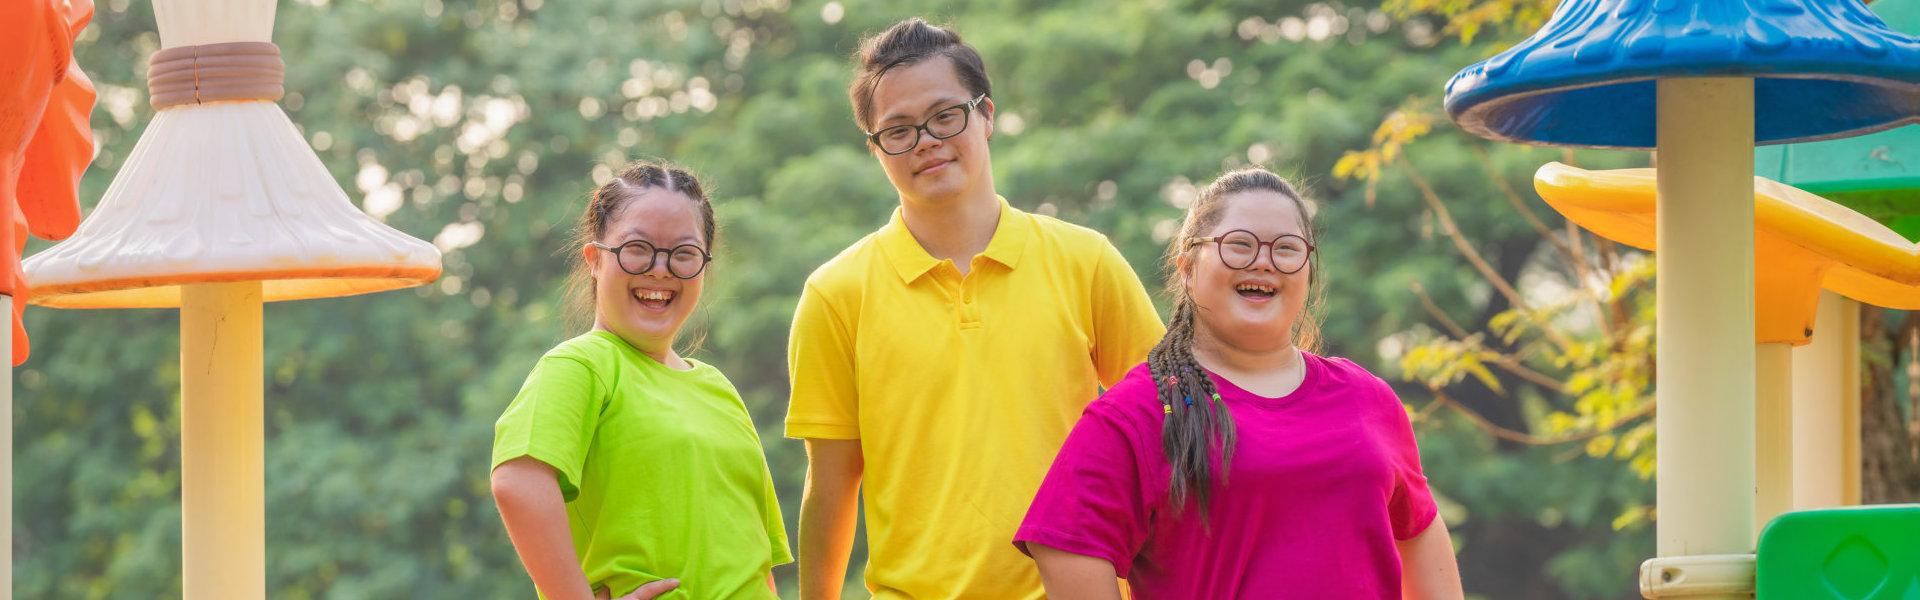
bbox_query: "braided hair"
[1155,167,1319,521]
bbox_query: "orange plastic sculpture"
[1534,162,1920,345]
[0,0,96,364]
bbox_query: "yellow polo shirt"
[786,198,1164,599]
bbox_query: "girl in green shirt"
[492,162,791,600]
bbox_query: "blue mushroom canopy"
[1444,0,1920,150]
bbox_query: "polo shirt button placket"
[959,279,981,328]
[935,264,966,325]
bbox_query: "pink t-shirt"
[1014,353,1437,599]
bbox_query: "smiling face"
[1181,189,1314,355]
[584,187,708,363]
[865,56,994,208]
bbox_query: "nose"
[912,129,942,154]
[642,250,676,279]
[1250,243,1280,272]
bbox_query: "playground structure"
[1448,0,1920,597]
[16,0,442,597]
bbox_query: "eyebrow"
[615,231,702,246]
[1216,229,1307,239]
[879,97,964,126]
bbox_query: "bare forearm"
[1029,543,1123,600]
[494,458,596,600]
[797,491,857,599]
[798,439,863,600]
[1397,517,1464,600]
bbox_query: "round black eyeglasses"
[1187,230,1315,273]
[864,93,987,155]
[590,240,711,279]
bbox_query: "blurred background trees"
[17,0,1917,598]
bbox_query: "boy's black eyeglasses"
[864,93,988,155]
[590,240,711,279]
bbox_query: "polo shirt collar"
[878,196,1032,284]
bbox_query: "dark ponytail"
[1156,167,1318,521]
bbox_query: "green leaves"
[1382,0,1558,45]
[1400,332,1507,395]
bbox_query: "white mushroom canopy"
[23,0,440,309]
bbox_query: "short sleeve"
[763,465,795,565]
[1088,241,1165,388]
[785,281,861,439]
[1013,406,1154,577]
[1377,381,1438,540]
[491,355,605,502]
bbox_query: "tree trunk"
[1860,307,1920,503]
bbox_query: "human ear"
[980,97,994,139]
[582,243,602,276]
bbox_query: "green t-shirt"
[493,331,792,600]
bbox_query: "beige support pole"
[1841,297,1861,506]
[180,281,264,600]
[1756,343,1793,533]
[1791,290,1847,509]
[1649,77,1756,600]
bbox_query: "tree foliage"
[1338,97,1658,535]
[1382,0,1556,44]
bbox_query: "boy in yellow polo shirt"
[784,18,1164,600]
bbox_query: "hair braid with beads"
[1151,300,1234,521]
[1156,167,1319,521]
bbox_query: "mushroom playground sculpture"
[1532,162,1920,598]
[1446,0,1920,598]
[19,0,443,597]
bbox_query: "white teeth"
[635,289,674,301]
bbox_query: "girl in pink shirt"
[1014,168,1465,599]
